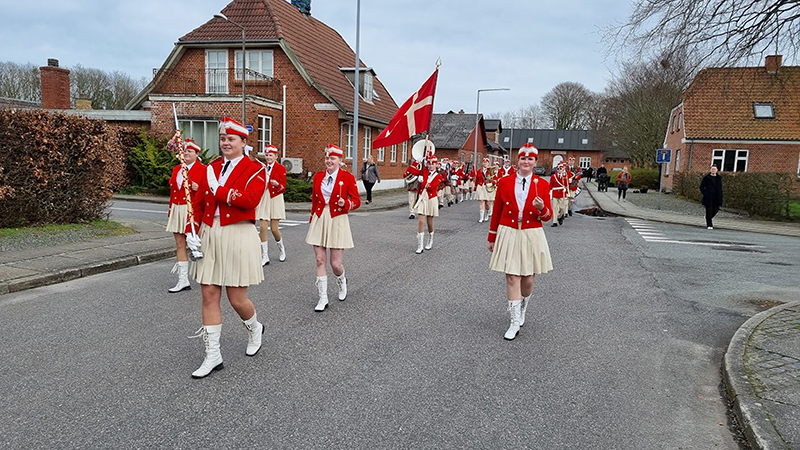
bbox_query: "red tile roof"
[683,65,800,141]
[179,0,399,124]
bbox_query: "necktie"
[221,161,231,177]
[327,176,333,185]
[522,178,526,191]
[267,164,272,173]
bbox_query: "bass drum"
[411,140,435,162]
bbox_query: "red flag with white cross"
[373,69,438,149]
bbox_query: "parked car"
[533,166,546,176]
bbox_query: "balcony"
[151,68,282,103]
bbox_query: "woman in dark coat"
[699,164,723,229]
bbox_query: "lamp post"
[473,88,510,170]
[214,14,246,127]
[351,0,361,178]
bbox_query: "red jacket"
[265,162,287,198]
[404,161,423,192]
[550,171,570,198]
[310,170,361,220]
[187,156,267,231]
[475,168,486,186]
[499,166,516,178]
[568,166,582,191]
[488,175,553,243]
[418,169,442,199]
[168,161,206,214]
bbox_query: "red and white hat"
[493,161,500,166]
[427,155,439,164]
[483,157,490,163]
[219,116,249,137]
[325,144,344,158]
[519,143,538,157]
[184,139,201,153]
[264,144,279,154]
[557,161,567,169]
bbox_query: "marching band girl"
[255,144,287,265]
[550,162,569,227]
[487,144,553,340]
[499,157,516,179]
[305,144,361,312]
[404,158,423,219]
[166,138,205,293]
[184,117,267,378]
[414,155,442,254]
[475,158,493,222]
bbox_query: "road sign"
[656,148,671,164]
[246,125,254,133]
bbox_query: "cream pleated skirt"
[165,204,188,233]
[255,192,286,220]
[305,205,354,249]
[476,184,490,201]
[190,217,264,287]
[414,194,439,217]
[488,188,497,201]
[489,225,553,276]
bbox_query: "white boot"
[191,324,223,378]
[335,272,347,301]
[242,313,264,356]
[415,232,424,254]
[261,242,270,266]
[314,276,329,311]
[519,294,531,327]
[425,232,434,250]
[504,300,522,340]
[276,240,286,262]
[168,261,191,293]
[478,210,484,223]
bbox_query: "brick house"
[662,55,800,189]
[499,128,603,172]
[413,112,492,167]
[126,0,403,181]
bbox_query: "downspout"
[282,84,287,160]
[688,140,694,171]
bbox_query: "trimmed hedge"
[284,176,313,202]
[0,109,129,227]
[605,168,660,190]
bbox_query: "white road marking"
[625,218,763,248]
[110,207,166,214]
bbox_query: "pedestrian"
[166,139,205,293]
[413,155,442,254]
[616,166,631,201]
[487,144,553,340]
[585,167,594,183]
[255,144,287,265]
[360,155,380,204]
[185,116,267,379]
[305,144,361,312]
[699,164,723,230]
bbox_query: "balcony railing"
[151,68,282,103]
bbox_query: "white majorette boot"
[504,300,522,340]
[335,272,347,301]
[425,232,434,250]
[191,324,223,378]
[519,294,531,327]
[415,232,425,254]
[168,261,191,293]
[242,313,264,356]
[261,242,270,266]
[314,276,329,312]
[276,240,286,262]
[478,210,484,223]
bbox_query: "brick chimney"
[765,55,782,74]
[291,0,311,15]
[40,59,71,109]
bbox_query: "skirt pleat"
[414,195,439,217]
[489,225,553,276]
[476,185,490,201]
[190,217,264,287]
[256,193,287,220]
[255,191,271,220]
[165,204,188,233]
[305,205,354,249]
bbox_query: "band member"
[475,158,495,222]
[166,139,205,293]
[184,117,267,378]
[449,160,461,204]
[550,162,569,226]
[488,162,500,216]
[566,156,582,216]
[499,157,516,179]
[305,144,361,312]
[459,162,472,202]
[255,144,287,265]
[487,143,553,340]
[413,155,442,254]
[403,158,423,219]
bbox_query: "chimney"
[765,55,782,74]
[40,59,71,109]
[291,0,311,15]
[75,98,92,110]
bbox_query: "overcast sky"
[1,0,633,117]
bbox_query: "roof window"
[753,102,774,119]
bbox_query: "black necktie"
[267,164,272,173]
[221,161,231,177]
[327,175,333,185]
[522,178,526,191]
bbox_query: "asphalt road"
[3,195,798,448]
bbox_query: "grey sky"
[2,0,632,117]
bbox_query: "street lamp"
[473,88,510,170]
[351,0,361,178]
[214,13,246,127]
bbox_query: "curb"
[723,302,799,450]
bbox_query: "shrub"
[127,128,175,195]
[629,168,660,190]
[284,176,312,202]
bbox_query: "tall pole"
[241,27,246,126]
[351,0,361,179]
[473,88,510,170]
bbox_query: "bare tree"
[0,61,41,102]
[541,82,595,129]
[494,104,543,129]
[606,0,800,67]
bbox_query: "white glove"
[186,233,201,252]
[207,165,220,195]
[417,175,424,182]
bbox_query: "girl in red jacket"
[487,144,553,340]
[413,156,442,254]
[255,144,287,265]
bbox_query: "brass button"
[226,214,230,218]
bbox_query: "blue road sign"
[246,125,254,133]
[656,148,671,164]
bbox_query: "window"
[341,68,375,102]
[557,137,564,144]
[205,50,228,94]
[579,157,591,169]
[345,123,354,159]
[377,143,385,162]
[674,149,681,172]
[581,138,588,145]
[677,112,683,130]
[362,72,374,102]
[527,137,534,143]
[235,50,274,80]
[612,159,617,163]
[753,102,774,119]
[712,149,748,172]
[258,115,272,152]
[363,127,372,159]
[178,119,220,155]
[503,137,510,143]
[390,144,397,163]
[402,142,408,163]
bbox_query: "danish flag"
[373,69,438,149]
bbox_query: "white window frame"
[674,149,681,172]
[363,126,372,159]
[579,157,591,169]
[753,102,774,119]
[712,149,749,172]
[401,142,408,163]
[345,123,354,160]
[235,50,274,80]
[390,144,397,163]
[362,72,374,102]
[557,137,564,144]
[178,119,220,155]
[258,115,272,152]
[377,143,385,162]
[205,50,228,94]
[527,137,534,143]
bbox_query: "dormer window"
[754,102,774,119]
[341,67,375,103]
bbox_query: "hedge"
[605,168,660,190]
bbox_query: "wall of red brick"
[40,66,71,110]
